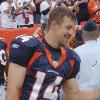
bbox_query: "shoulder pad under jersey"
[11,34,39,48]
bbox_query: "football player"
[6,7,81,100]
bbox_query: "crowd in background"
[0,0,100,100]
[0,0,99,29]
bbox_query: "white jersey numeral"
[0,49,7,65]
[16,34,33,42]
[43,76,62,99]
[29,71,46,100]
[29,71,63,100]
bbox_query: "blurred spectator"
[40,0,56,25]
[15,0,36,28]
[0,4,1,26]
[0,0,17,28]
[75,19,100,100]
[97,26,100,45]
[75,0,90,25]
[68,29,84,48]
[33,0,43,24]
[0,37,8,100]
[33,18,48,37]
[88,0,100,24]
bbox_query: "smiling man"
[6,7,81,100]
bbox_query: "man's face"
[56,17,76,46]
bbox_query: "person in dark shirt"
[74,0,90,24]
[33,0,43,24]
[0,37,8,100]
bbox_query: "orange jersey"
[88,0,100,23]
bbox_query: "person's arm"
[68,1,80,11]
[74,0,88,5]
[62,50,82,100]
[29,4,36,12]
[6,63,27,100]
[77,0,88,4]
[29,1,36,13]
[33,27,42,36]
[62,78,82,100]
[15,0,32,14]
[80,90,100,100]
[3,4,12,14]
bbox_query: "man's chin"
[61,41,68,47]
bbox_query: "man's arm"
[62,78,82,100]
[3,4,12,14]
[15,0,32,14]
[6,62,27,100]
[29,0,36,13]
[80,90,100,100]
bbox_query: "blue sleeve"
[9,36,39,68]
[68,49,81,79]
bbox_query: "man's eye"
[65,26,72,30]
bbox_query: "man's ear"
[50,20,58,29]
[51,20,57,26]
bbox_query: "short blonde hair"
[48,6,76,30]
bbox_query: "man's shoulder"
[11,34,40,48]
[9,35,43,67]
[66,47,81,63]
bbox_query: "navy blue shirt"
[0,38,7,84]
[9,35,81,100]
[75,0,88,10]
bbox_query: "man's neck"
[44,33,60,49]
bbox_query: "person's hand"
[75,6,80,13]
[94,6,100,12]
[74,1,80,7]
[8,4,11,7]
[23,0,32,7]
[7,4,12,10]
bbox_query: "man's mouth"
[64,34,71,39]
